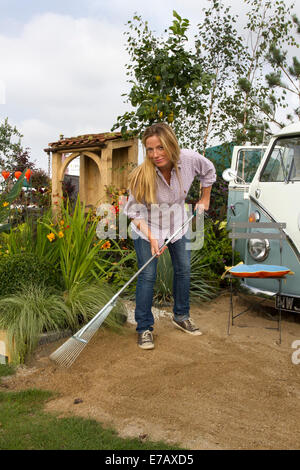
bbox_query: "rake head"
[49,304,114,368]
[49,335,89,368]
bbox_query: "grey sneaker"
[172,318,202,336]
[138,330,154,349]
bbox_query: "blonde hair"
[129,123,181,204]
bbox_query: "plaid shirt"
[123,149,216,246]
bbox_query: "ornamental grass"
[0,284,72,363]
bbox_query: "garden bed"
[2,293,300,450]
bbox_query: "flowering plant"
[0,169,26,232]
[43,196,107,291]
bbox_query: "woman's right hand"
[150,238,167,257]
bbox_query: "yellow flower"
[219,221,227,230]
[166,95,171,101]
[58,231,64,238]
[159,111,164,118]
[155,75,162,81]
[47,232,55,242]
[167,112,174,123]
[2,202,9,207]
[60,220,64,226]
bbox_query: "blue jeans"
[133,235,191,333]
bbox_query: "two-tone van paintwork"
[225,122,300,313]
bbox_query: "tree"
[0,118,51,209]
[0,118,23,171]
[177,0,247,152]
[111,11,213,140]
[231,0,299,143]
[265,13,300,123]
[113,1,299,149]
[10,148,35,173]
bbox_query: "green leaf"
[172,10,182,22]
[0,223,11,233]
[5,171,26,203]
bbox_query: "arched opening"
[80,154,102,209]
[62,154,80,206]
[46,132,138,214]
[61,152,102,209]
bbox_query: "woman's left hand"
[195,198,209,212]
[195,186,212,212]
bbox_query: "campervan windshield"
[236,148,265,183]
[260,136,300,183]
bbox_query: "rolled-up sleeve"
[192,151,216,187]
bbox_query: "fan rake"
[50,210,197,368]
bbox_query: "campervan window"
[260,136,300,183]
[236,148,264,183]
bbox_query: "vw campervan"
[224,122,300,313]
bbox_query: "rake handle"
[75,210,197,339]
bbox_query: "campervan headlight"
[247,238,270,261]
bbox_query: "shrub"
[0,253,62,297]
[186,175,228,221]
[198,218,241,284]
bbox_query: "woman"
[124,123,216,349]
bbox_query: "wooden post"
[0,330,14,364]
[51,152,63,213]
[101,142,113,203]
[79,155,87,204]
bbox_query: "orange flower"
[1,171,10,180]
[25,169,32,181]
[100,241,111,250]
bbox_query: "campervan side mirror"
[222,168,237,182]
[222,168,246,184]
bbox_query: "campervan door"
[244,122,300,310]
[227,146,265,256]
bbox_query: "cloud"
[17,118,57,171]
[0,12,131,170]
[0,0,299,172]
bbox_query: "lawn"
[0,365,182,451]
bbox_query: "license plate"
[275,295,300,313]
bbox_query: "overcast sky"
[0,0,299,173]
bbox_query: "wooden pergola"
[44,132,138,209]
